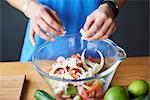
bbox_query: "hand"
[25,1,64,46]
[83,4,116,41]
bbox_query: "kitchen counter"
[0,57,150,99]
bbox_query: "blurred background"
[0,0,149,61]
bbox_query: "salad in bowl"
[32,34,126,100]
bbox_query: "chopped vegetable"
[77,63,82,67]
[66,86,77,95]
[73,95,81,100]
[48,49,105,99]
[88,56,96,63]
[96,87,103,97]
[61,94,71,99]
[71,54,81,59]
[94,50,104,74]
[81,49,89,70]
[81,49,104,74]
[89,91,96,98]
[80,89,88,100]
[96,83,103,97]
[68,69,79,79]
[82,84,91,90]
[76,53,81,59]
[34,90,55,100]
[49,67,52,71]
[87,80,99,93]
[56,56,65,63]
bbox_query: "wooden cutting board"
[0,75,26,100]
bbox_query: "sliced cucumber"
[66,86,77,95]
[34,90,55,100]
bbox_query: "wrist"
[22,0,40,18]
[101,1,119,17]
[98,3,115,18]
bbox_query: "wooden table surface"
[0,57,150,100]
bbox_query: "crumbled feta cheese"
[80,28,88,41]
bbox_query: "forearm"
[6,0,35,12]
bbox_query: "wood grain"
[0,75,26,100]
[0,57,149,100]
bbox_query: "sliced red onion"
[81,49,89,70]
[77,86,84,95]
[49,66,67,75]
[59,69,65,74]
[77,67,85,73]
[81,49,104,74]
[96,88,103,97]
[61,94,71,99]
[88,67,94,77]
[86,60,95,67]
[56,56,66,63]
[92,50,104,74]
[81,84,91,90]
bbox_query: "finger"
[88,18,112,41]
[41,10,62,32]
[49,9,62,24]
[83,15,94,30]
[45,33,56,41]
[29,26,36,46]
[101,22,116,39]
[85,19,104,38]
[33,23,55,41]
[48,9,65,33]
[36,17,59,36]
[88,32,103,41]
[104,22,116,37]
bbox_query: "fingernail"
[33,42,36,46]
[60,27,64,32]
[59,31,66,36]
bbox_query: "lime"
[133,95,148,100]
[104,86,128,100]
[127,80,149,98]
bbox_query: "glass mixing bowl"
[32,34,126,100]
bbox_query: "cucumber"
[34,90,55,100]
[66,86,77,95]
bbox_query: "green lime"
[133,95,148,100]
[127,80,149,98]
[104,86,128,100]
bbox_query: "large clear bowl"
[32,34,126,100]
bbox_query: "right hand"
[25,1,64,46]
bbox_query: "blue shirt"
[20,0,103,61]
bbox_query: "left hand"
[83,3,116,41]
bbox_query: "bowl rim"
[32,35,126,82]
